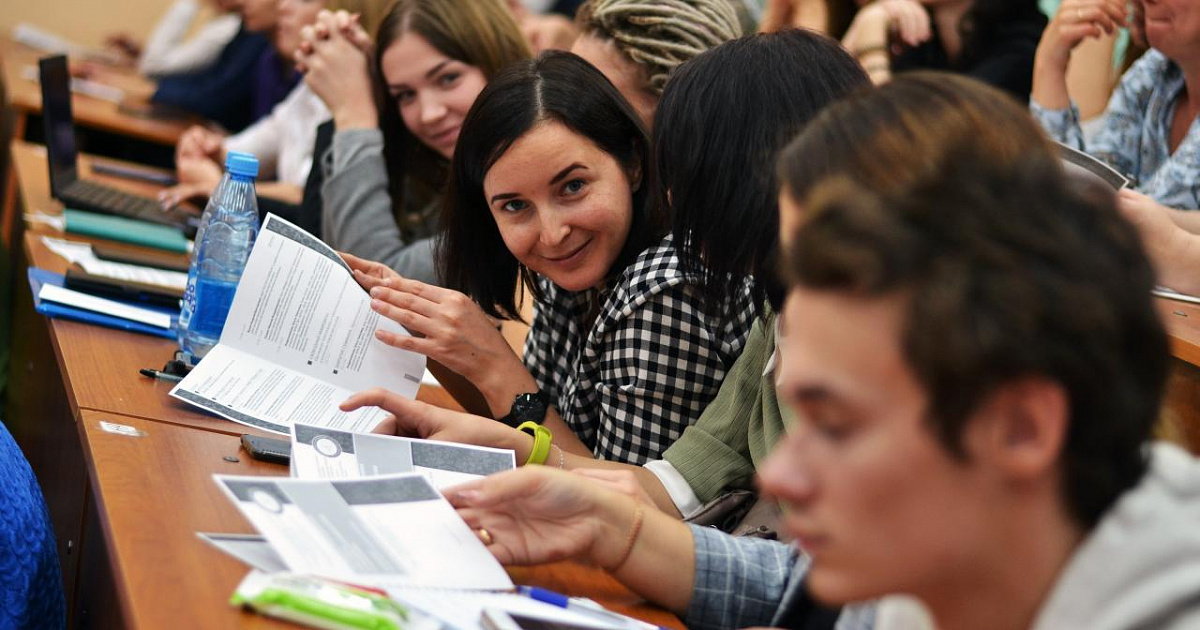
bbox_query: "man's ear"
[970,377,1069,480]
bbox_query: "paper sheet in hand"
[291,422,515,487]
[213,473,513,590]
[1058,143,1129,190]
[171,214,426,435]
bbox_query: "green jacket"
[661,308,792,503]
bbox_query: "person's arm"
[444,466,802,626]
[152,31,266,132]
[320,130,440,285]
[141,2,241,78]
[224,83,301,181]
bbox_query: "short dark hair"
[780,74,1169,529]
[655,29,867,313]
[438,51,663,319]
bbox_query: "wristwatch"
[498,391,549,428]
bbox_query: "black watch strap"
[499,391,549,428]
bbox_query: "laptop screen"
[39,54,78,196]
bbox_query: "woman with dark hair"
[295,0,532,283]
[841,0,1046,100]
[342,50,759,466]
[343,31,865,486]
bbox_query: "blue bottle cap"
[225,151,259,179]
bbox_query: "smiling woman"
[340,51,757,466]
[302,0,532,284]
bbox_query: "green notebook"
[63,209,191,254]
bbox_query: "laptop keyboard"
[60,179,192,228]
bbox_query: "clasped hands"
[294,9,378,130]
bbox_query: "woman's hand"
[1037,0,1127,71]
[159,153,222,207]
[342,252,403,289]
[367,279,525,391]
[445,467,628,566]
[1118,189,1192,288]
[176,125,225,162]
[295,10,378,130]
[341,387,532,457]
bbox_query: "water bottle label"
[189,278,239,340]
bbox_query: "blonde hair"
[576,0,742,95]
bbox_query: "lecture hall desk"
[2,34,197,248]
[6,141,682,628]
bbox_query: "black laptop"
[39,55,197,237]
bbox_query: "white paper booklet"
[171,215,426,435]
[214,473,513,591]
[1153,286,1200,305]
[291,423,515,488]
[1058,142,1129,190]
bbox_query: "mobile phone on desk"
[481,609,624,630]
[91,161,178,187]
[92,243,190,273]
[241,434,291,465]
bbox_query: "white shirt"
[139,0,241,78]
[224,83,329,186]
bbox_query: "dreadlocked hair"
[575,0,742,95]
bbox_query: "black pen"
[139,368,183,383]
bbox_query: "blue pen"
[516,586,668,630]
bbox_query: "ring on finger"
[477,528,494,545]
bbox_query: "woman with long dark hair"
[342,51,760,466]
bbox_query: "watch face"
[512,393,548,424]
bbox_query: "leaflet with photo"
[291,422,515,487]
[171,214,426,435]
[213,473,513,591]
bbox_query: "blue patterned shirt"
[687,524,876,630]
[1031,49,1200,209]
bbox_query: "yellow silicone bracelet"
[517,421,553,466]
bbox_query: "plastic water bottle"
[179,152,260,362]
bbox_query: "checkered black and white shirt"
[523,234,757,464]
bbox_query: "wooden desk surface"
[79,410,680,629]
[1158,297,1200,367]
[2,36,194,146]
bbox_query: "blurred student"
[841,0,1046,99]
[161,0,389,204]
[151,0,279,132]
[440,73,1200,630]
[0,420,64,628]
[108,0,242,78]
[570,0,741,129]
[1032,0,1200,209]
